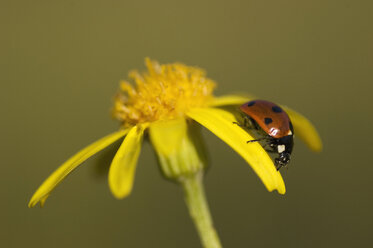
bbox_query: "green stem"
[181,173,222,248]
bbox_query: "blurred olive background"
[1,1,372,247]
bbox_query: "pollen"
[113,58,216,126]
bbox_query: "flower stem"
[181,172,222,248]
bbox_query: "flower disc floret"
[113,58,216,126]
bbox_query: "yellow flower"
[28,58,322,208]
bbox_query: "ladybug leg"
[232,121,244,127]
[275,163,283,171]
[233,113,248,127]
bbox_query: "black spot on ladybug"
[264,117,273,125]
[247,101,256,107]
[272,106,283,113]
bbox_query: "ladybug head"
[275,152,291,170]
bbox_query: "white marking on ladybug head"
[277,144,285,153]
[287,130,292,135]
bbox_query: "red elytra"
[239,100,292,139]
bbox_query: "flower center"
[113,58,216,126]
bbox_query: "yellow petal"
[208,94,254,107]
[283,107,323,152]
[187,107,285,194]
[108,124,147,199]
[28,129,130,208]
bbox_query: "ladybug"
[239,100,294,170]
